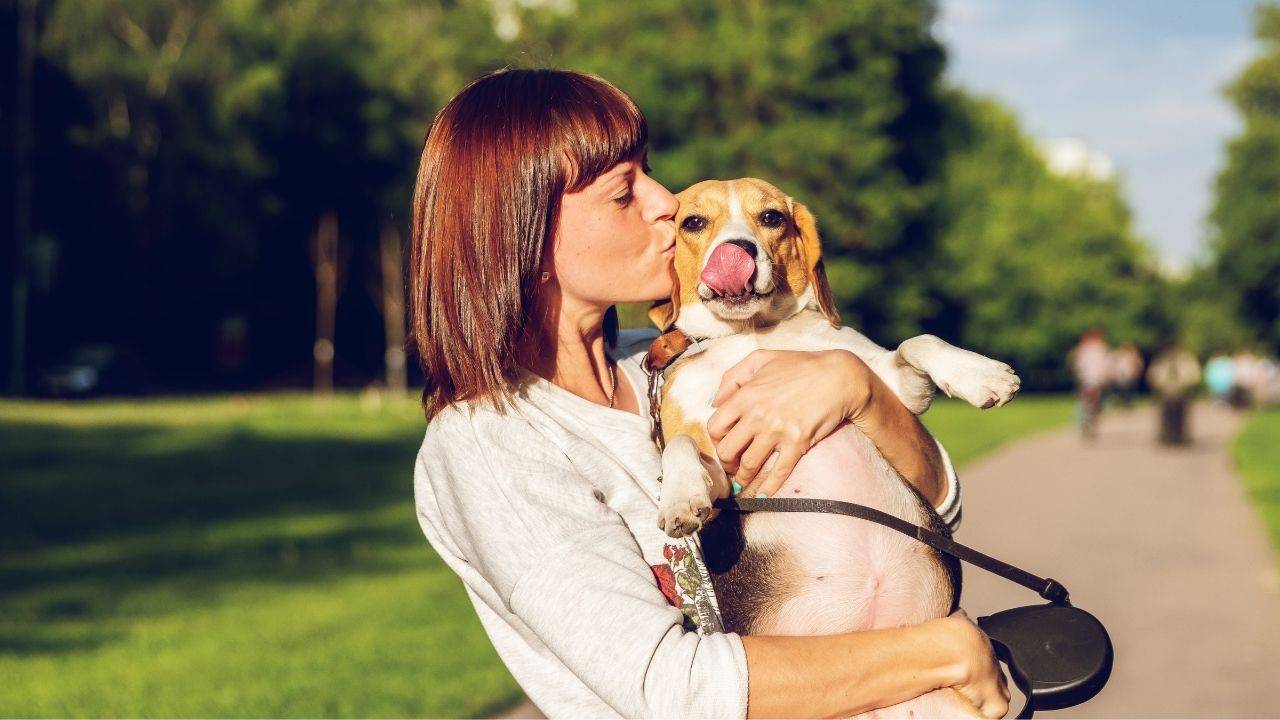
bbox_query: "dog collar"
[641,329,711,453]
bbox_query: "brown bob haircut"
[409,68,648,420]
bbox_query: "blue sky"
[935,0,1259,271]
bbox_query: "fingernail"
[755,492,767,498]
[731,481,742,494]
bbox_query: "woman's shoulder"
[420,398,574,471]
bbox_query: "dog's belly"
[702,423,959,637]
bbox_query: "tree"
[1205,1,1280,354]
[31,0,506,388]
[934,95,1168,388]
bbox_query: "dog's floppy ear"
[789,198,841,328]
[647,263,682,332]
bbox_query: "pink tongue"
[700,243,756,296]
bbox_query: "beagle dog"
[649,178,1020,718]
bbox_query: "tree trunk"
[311,212,340,395]
[10,0,35,395]
[379,224,407,395]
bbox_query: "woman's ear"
[791,199,841,328]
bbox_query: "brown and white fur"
[650,178,1020,719]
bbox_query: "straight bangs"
[553,77,649,193]
[409,69,648,420]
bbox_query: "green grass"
[0,393,523,718]
[923,395,1076,468]
[0,392,1074,717]
[1235,408,1280,555]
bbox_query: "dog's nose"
[723,238,758,259]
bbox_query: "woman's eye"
[613,191,634,208]
[681,215,707,232]
[758,209,786,228]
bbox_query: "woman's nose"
[642,176,679,223]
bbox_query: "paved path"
[494,402,1280,718]
[958,402,1280,717]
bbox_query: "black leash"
[712,496,1113,720]
[713,496,1071,605]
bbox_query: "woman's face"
[548,157,679,308]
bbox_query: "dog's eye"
[758,209,786,228]
[681,215,707,232]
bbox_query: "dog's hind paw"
[936,355,1022,409]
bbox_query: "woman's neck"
[517,298,625,410]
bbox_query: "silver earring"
[540,271,551,283]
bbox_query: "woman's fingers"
[731,436,775,489]
[941,609,1009,719]
[711,349,774,407]
[753,445,803,496]
[714,416,754,472]
[706,396,744,443]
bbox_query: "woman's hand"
[706,348,872,497]
[929,610,1011,719]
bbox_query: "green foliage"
[1204,1,1280,355]
[1174,271,1259,356]
[22,0,1172,389]
[933,95,1169,387]
[27,0,510,384]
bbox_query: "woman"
[410,69,1007,719]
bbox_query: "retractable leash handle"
[977,603,1112,719]
[712,497,1113,719]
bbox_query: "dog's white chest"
[665,319,837,426]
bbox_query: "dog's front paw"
[657,492,713,538]
[657,435,719,538]
[935,352,1021,409]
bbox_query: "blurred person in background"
[1204,352,1236,405]
[1069,327,1112,439]
[1110,342,1144,408]
[1232,350,1264,408]
[1258,356,1280,405]
[1147,340,1201,446]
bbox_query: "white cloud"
[1040,138,1116,181]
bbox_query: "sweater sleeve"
[415,409,749,719]
[933,438,962,533]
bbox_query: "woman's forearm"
[846,359,948,507]
[741,622,959,718]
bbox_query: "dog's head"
[648,178,840,338]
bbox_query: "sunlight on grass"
[923,395,1075,468]
[1235,408,1280,558]
[0,392,524,718]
